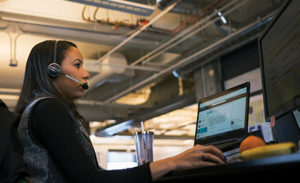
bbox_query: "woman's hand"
[149,145,225,180]
[169,144,225,170]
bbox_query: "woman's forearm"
[149,157,177,181]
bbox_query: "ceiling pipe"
[67,0,155,16]
[84,0,180,92]
[1,12,167,50]
[174,13,277,78]
[130,0,240,66]
[76,0,242,96]
[169,0,226,35]
[103,1,274,104]
[136,0,224,35]
[97,0,181,63]
[7,32,22,67]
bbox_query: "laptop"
[194,82,250,159]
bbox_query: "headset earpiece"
[48,63,62,78]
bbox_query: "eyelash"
[74,63,81,68]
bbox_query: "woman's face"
[53,46,90,100]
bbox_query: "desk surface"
[156,153,300,182]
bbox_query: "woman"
[15,40,225,183]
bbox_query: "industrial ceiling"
[0,0,283,138]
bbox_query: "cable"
[81,5,91,22]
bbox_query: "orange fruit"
[239,136,266,153]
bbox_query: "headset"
[47,40,88,89]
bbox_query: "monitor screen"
[259,0,300,121]
[194,82,249,145]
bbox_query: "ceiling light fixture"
[216,10,227,24]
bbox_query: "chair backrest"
[0,99,27,183]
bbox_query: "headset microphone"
[63,74,89,90]
[48,63,89,90]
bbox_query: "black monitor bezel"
[258,0,298,122]
[194,82,250,146]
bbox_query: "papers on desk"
[248,122,274,143]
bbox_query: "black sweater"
[30,98,152,183]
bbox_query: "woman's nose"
[82,68,90,80]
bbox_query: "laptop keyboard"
[224,148,240,161]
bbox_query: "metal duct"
[85,52,128,92]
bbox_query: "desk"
[156,153,300,182]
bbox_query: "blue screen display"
[196,88,247,140]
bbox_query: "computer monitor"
[259,0,300,142]
[259,0,300,121]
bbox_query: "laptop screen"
[194,82,250,146]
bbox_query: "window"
[107,150,137,170]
